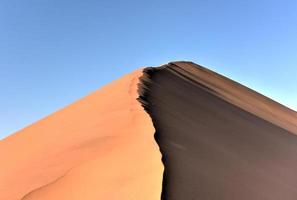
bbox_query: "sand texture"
[0,69,163,200]
[139,62,297,200]
[2,61,297,200]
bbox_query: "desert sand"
[2,61,297,200]
[0,69,163,200]
[139,62,297,200]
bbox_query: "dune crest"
[139,62,297,200]
[2,61,297,200]
[0,69,163,200]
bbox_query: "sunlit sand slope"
[0,69,163,200]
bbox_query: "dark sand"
[139,62,297,200]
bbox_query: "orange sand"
[0,69,163,200]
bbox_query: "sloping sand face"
[139,62,297,200]
[2,61,297,200]
[0,70,163,200]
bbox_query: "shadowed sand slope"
[138,62,297,200]
[0,69,163,200]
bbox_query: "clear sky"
[1,0,297,139]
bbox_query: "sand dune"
[0,69,163,200]
[1,61,297,200]
[139,62,297,200]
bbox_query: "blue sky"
[1,0,297,138]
